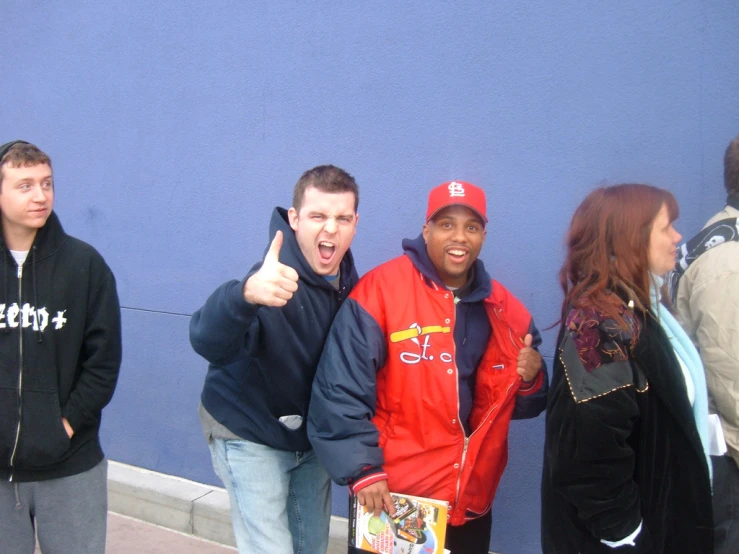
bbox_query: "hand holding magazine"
[349,492,450,554]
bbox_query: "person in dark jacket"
[190,165,360,554]
[0,140,122,554]
[308,181,547,554]
[541,183,714,553]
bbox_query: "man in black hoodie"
[190,165,360,554]
[0,140,122,554]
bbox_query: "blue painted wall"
[2,2,738,552]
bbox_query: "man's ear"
[422,222,430,243]
[288,207,299,232]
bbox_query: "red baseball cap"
[426,181,487,224]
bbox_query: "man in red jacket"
[308,181,547,553]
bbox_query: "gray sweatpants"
[0,459,108,554]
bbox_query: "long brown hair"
[560,183,679,327]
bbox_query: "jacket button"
[445,293,450,299]
[452,419,457,425]
[454,463,459,469]
[445,318,450,324]
[447,369,453,374]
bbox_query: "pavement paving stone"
[34,512,236,554]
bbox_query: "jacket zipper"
[452,306,520,511]
[453,379,517,517]
[8,264,24,482]
[454,436,469,509]
[450,293,473,512]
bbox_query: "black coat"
[541,306,713,553]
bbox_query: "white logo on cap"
[448,181,465,197]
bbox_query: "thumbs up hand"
[516,333,543,382]
[243,231,300,307]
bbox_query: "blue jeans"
[209,437,331,554]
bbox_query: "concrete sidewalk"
[106,461,348,553]
[104,514,237,553]
[35,512,237,554]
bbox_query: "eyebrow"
[435,216,482,225]
[308,211,355,218]
[16,174,53,182]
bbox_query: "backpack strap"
[667,214,739,302]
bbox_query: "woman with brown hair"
[541,184,714,553]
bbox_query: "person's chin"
[446,264,470,278]
[310,261,336,276]
[322,264,340,276]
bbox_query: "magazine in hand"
[349,491,450,554]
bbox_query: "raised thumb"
[266,230,284,262]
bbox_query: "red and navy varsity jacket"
[308,236,547,525]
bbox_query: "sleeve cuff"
[518,371,544,395]
[350,467,387,494]
[600,520,642,548]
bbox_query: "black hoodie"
[190,207,359,452]
[0,212,122,481]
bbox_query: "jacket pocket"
[469,360,518,430]
[14,389,71,469]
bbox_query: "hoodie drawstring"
[14,481,22,510]
[462,303,471,345]
[31,246,42,344]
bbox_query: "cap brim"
[427,203,487,224]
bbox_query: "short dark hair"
[0,141,52,190]
[725,135,739,196]
[292,165,359,212]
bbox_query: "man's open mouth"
[446,248,468,262]
[318,241,336,262]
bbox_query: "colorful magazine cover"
[349,492,450,554]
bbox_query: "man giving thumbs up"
[190,165,359,554]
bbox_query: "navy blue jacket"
[190,208,358,452]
